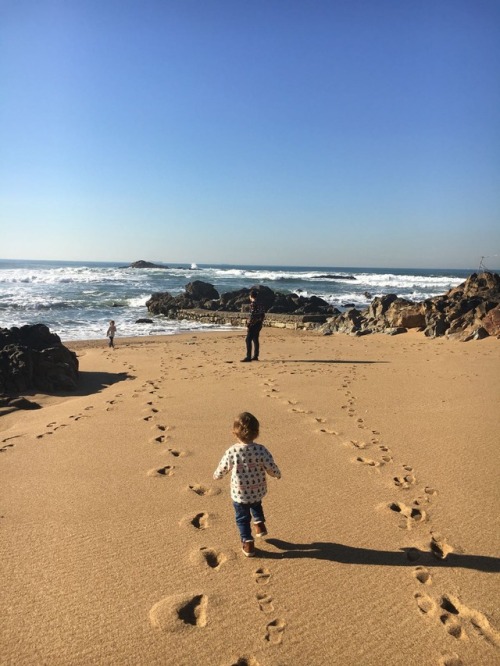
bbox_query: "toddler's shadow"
[261,538,500,573]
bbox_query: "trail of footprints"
[257,365,499,663]
[8,360,493,661]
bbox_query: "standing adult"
[106,320,117,348]
[241,289,266,362]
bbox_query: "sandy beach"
[1,328,499,666]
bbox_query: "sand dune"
[1,329,499,666]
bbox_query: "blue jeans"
[232,501,265,542]
[245,323,262,360]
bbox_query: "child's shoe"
[242,540,255,557]
[254,522,268,537]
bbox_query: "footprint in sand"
[188,484,221,497]
[149,593,208,630]
[388,502,426,529]
[355,456,381,467]
[346,440,368,449]
[438,595,500,646]
[148,466,174,477]
[228,658,261,666]
[168,448,186,458]
[1,435,21,444]
[413,566,432,585]
[415,591,437,616]
[155,424,170,432]
[320,428,338,436]
[256,593,274,614]
[405,548,422,562]
[0,443,15,452]
[430,533,454,560]
[438,653,463,666]
[265,618,286,644]
[254,568,271,585]
[188,512,209,530]
[192,547,228,570]
[393,473,417,490]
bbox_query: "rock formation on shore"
[0,324,79,409]
[146,281,340,319]
[146,272,500,341]
[319,272,500,341]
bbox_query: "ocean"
[0,259,473,342]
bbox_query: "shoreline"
[1,327,499,665]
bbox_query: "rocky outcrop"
[318,272,500,341]
[146,273,499,341]
[146,282,339,321]
[125,260,170,269]
[0,324,79,395]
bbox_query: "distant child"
[241,289,266,362]
[106,320,117,348]
[213,412,281,557]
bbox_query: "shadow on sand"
[17,371,133,401]
[271,359,389,365]
[261,539,500,573]
[72,370,133,397]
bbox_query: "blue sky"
[1,0,499,269]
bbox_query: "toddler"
[213,412,281,557]
[106,320,117,348]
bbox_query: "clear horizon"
[0,257,495,273]
[1,1,499,270]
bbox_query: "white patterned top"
[213,442,281,503]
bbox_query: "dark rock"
[0,324,78,394]
[147,282,335,320]
[463,327,490,342]
[185,281,220,301]
[128,260,169,269]
[385,327,407,336]
[136,318,153,324]
[482,304,500,337]
[146,271,500,341]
